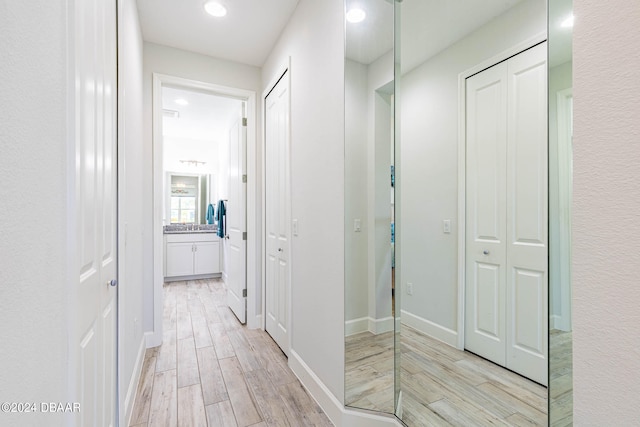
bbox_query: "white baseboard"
[288,350,401,427]
[345,317,369,336]
[551,314,571,332]
[369,316,394,334]
[345,316,395,337]
[121,337,146,427]
[401,310,458,347]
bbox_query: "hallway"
[129,279,333,427]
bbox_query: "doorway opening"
[150,74,258,347]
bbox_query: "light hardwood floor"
[549,330,572,427]
[129,279,333,427]
[346,327,549,426]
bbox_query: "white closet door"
[505,42,548,386]
[74,0,118,424]
[465,61,508,366]
[265,71,291,354]
[465,43,548,386]
[227,105,247,324]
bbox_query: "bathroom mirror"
[548,0,573,425]
[165,172,213,224]
[344,0,580,425]
[344,0,396,414]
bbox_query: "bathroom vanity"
[163,225,221,281]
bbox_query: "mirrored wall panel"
[344,0,396,414]
[346,0,574,425]
[396,0,549,424]
[548,0,573,425]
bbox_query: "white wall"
[142,43,261,332]
[573,0,640,424]
[345,59,369,328]
[163,136,219,176]
[261,0,346,402]
[399,0,545,333]
[117,0,146,423]
[0,2,69,424]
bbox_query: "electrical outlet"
[407,282,413,296]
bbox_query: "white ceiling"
[345,0,394,65]
[162,86,242,141]
[549,0,573,67]
[136,0,300,66]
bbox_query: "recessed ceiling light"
[204,1,227,17]
[561,15,574,28]
[174,98,189,106]
[346,8,366,24]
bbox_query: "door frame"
[554,87,573,332]
[150,74,258,346]
[261,58,292,351]
[455,32,546,350]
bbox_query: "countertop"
[164,224,217,234]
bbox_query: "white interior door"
[74,0,118,424]
[505,43,548,385]
[465,43,548,386]
[465,60,508,367]
[265,71,291,354]
[227,104,248,323]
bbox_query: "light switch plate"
[443,219,451,234]
[354,219,361,232]
[293,219,299,236]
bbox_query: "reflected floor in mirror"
[345,331,395,413]
[550,330,573,427]
[346,327,549,426]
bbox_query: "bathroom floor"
[129,279,333,427]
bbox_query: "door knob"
[483,250,490,255]
[108,279,118,287]
[278,248,283,252]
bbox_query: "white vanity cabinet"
[164,233,221,279]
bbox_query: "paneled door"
[227,104,248,323]
[465,42,548,385]
[265,71,291,354]
[73,0,118,424]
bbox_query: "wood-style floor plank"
[147,369,177,427]
[197,346,229,405]
[219,356,263,427]
[177,384,208,427]
[177,337,200,388]
[130,355,156,425]
[205,400,238,427]
[245,369,298,426]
